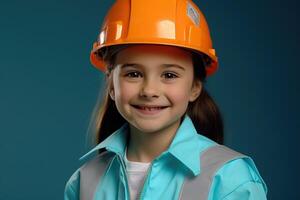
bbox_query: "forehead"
[115,45,193,67]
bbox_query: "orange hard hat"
[90,0,218,76]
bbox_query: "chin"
[132,119,178,135]
[134,125,163,134]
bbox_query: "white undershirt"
[124,147,151,200]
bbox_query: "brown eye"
[162,72,178,79]
[125,71,142,78]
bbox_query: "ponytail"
[187,88,224,144]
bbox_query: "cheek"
[166,84,192,104]
[114,81,139,103]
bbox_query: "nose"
[139,77,160,98]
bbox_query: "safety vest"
[79,144,248,200]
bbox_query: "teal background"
[0,0,299,199]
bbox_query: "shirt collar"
[79,114,216,176]
[167,115,214,176]
[79,123,129,161]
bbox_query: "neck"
[126,119,181,163]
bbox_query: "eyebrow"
[120,63,186,71]
[120,63,139,69]
[162,64,186,71]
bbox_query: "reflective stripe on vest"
[80,151,115,200]
[179,145,247,199]
[79,145,247,200]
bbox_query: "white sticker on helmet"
[187,2,200,26]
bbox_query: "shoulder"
[207,145,268,199]
[80,150,115,174]
[64,151,115,200]
[64,168,80,200]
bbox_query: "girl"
[65,0,268,199]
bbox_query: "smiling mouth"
[131,105,169,111]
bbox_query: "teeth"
[132,105,167,111]
[141,107,161,110]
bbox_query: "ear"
[109,87,115,101]
[189,80,202,102]
[107,72,115,101]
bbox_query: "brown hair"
[87,45,224,151]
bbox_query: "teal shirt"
[64,115,267,199]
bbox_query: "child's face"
[109,45,201,134]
